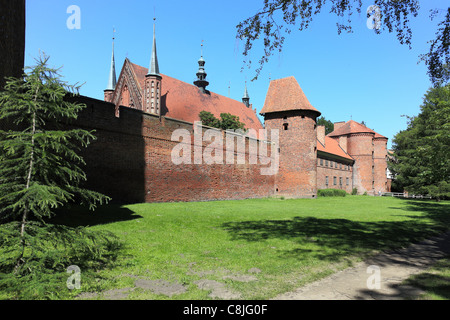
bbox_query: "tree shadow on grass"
[221,200,450,263]
[49,204,143,228]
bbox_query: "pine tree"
[0,54,118,299]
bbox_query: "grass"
[402,256,450,300]
[44,196,450,299]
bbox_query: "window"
[320,159,323,166]
[335,162,338,168]
[333,177,337,185]
[340,163,342,169]
[283,123,289,131]
[339,177,342,185]
[325,160,329,167]
[346,177,349,186]
[325,176,329,186]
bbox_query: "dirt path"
[273,231,450,300]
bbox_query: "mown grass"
[42,196,450,299]
[402,256,450,300]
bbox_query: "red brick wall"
[373,137,388,194]
[317,157,353,193]
[264,110,318,198]
[73,96,275,204]
[346,133,375,195]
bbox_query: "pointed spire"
[148,18,160,76]
[194,41,209,93]
[106,28,117,90]
[242,81,250,108]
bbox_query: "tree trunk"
[15,87,39,273]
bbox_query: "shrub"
[352,187,358,195]
[317,189,347,197]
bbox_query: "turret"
[104,30,117,103]
[143,19,162,115]
[261,76,321,198]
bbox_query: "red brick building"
[83,23,389,202]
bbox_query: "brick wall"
[72,96,275,204]
[264,110,318,198]
[317,157,353,194]
[373,137,388,194]
[346,133,376,195]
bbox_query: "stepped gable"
[129,62,263,131]
[260,76,321,116]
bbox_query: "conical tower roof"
[147,21,160,76]
[106,34,117,90]
[260,76,321,116]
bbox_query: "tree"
[0,55,119,299]
[236,0,449,85]
[390,84,450,200]
[317,116,334,134]
[199,111,221,128]
[199,111,246,131]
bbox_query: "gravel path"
[273,231,450,300]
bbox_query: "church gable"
[113,58,143,111]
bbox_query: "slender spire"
[194,41,209,93]
[148,18,160,76]
[106,28,117,90]
[242,81,250,107]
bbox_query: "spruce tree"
[0,54,119,299]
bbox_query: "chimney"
[338,135,348,153]
[317,125,325,146]
[334,121,346,131]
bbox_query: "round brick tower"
[261,76,321,198]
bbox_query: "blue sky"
[25,0,448,148]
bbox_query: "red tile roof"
[328,120,387,139]
[129,61,263,131]
[317,136,354,161]
[260,76,321,116]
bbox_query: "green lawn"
[52,196,450,300]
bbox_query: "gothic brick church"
[97,22,389,201]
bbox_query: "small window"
[340,163,342,169]
[283,123,289,131]
[325,160,329,167]
[333,177,337,185]
[339,177,342,185]
[346,177,349,186]
[320,159,323,166]
[326,176,329,186]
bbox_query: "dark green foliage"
[317,116,334,135]
[0,221,121,299]
[199,111,246,131]
[352,187,358,195]
[420,8,450,86]
[0,54,119,299]
[390,84,450,200]
[318,188,347,197]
